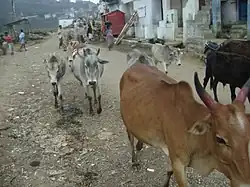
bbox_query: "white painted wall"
[59,19,74,28]
[119,2,135,36]
[182,0,199,43]
[221,0,237,24]
[171,0,182,26]
[133,0,162,38]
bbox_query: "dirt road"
[0,36,246,187]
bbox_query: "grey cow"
[151,43,183,74]
[67,47,109,115]
[127,49,155,68]
[44,53,66,110]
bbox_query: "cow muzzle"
[176,60,182,66]
[88,81,97,86]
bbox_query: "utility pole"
[11,0,16,21]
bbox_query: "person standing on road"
[19,29,27,52]
[58,25,63,49]
[3,32,14,55]
[0,34,7,55]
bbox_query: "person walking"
[19,29,27,52]
[3,32,14,55]
[87,20,93,41]
[58,25,63,49]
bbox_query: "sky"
[69,0,99,3]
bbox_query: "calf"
[126,49,154,68]
[152,43,183,74]
[120,63,250,187]
[68,47,109,115]
[44,53,66,110]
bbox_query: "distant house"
[101,0,183,40]
[58,18,74,28]
[44,14,51,19]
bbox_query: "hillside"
[0,0,97,25]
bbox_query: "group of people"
[0,29,27,55]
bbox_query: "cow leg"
[152,56,158,67]
[171,159,188,187]
[162,148,173,187]
[247,93,250,104]
[127,129,139,167]
[86,86,94,115]
[96,85,102,114]
[212,80,219,102]
[164,158,173,187]
[92,85,98,104]
[229,85,236,102]
[58,83,64,111]
[203,75,210,89]
[53,91,58,108]
[136,140,143,151]
[163,62,170,74]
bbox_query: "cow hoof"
[136,141,143,151]
[89,109,94,116]
[97,107,102,114]
[132,162,140,170]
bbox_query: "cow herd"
[42,27,250,186]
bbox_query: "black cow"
[203,40,250,102]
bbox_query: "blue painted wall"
[212,0,221,34]
[247,0,250,39]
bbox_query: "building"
[101,0,250,42]
[101,0,183,40]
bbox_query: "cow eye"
[216,135,227,145]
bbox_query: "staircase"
[194,4,214,39]
[175,27,183,42]
[229,24,247,39]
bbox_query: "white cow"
[127,49,155,68]
[152,43,183,74]
[43,53,66,111]
[67,47,109,115]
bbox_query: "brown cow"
[120,63,250,187]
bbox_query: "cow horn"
[194,72,217,110]
[234,77,250,103]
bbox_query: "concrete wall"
[171,0,182,26]
[133,0,162,39]
[183,0,199,42]
[221,0,237,24]
[119,2,135,36]
[152,0,162,24]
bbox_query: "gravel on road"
[0,36,242,187]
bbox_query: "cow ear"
[99,59,109,64]
[188,120,211,135]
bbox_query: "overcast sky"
[70,0,99,3]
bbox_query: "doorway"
[239,0,247,21]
